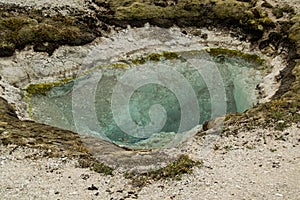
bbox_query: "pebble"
[275,193,283,197]
[80,174,90,180]
[87,184,98,191]
[0,127,5,133]
[0,122,8,126]
[69,192,78,195]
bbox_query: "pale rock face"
[0,67,27,86]
[0,0,88,10]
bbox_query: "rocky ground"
[0,0,300,199]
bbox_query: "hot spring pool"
[26,50,263,149]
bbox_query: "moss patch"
[0,5,99,57]
[289,15,300,56]
[0,97,90,158]
[0,0,279,56]
[92,162,114,175]
[124,154,202,187]
[224,99,300,133]
[100,0,274,40]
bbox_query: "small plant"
[246,145,255,150]
[275,133,286,141]
[223,145,233,151]
[213,144,220,150]
[274,121,289,131]
[92,162,114,175]
[272,8,284,19]
[226,99,300,133]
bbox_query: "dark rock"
[268,32,282,48]
[259,40,270,50]
[272,8,284,19]
[201,33,208,40]
[154,0,168,7]
[87,184,98,190]
[273,58,297,99]
[0,43,15,57]
[128,191,135,195]
[261,1,273,8]
[80,174,90,180]
[279,21,294,35]
[33,43,59,56]
[236,0,252,2]
[93,0,110,8]
[281,4,295,14]
[251,8,261,18]
[0,97,18,118]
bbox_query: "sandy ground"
[1,125,299,200]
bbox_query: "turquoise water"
[28,50,262,149]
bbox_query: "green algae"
[25,78,74,96]
[131,56,147,65]
[131,51,179,65]
[206,48,265,65]
[25,62,129,97]
[148,53,161,62]
[162,51,179,59]
[110,63,129,69]
[98,62,130,69]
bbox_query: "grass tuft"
[124,154,202,187]
[92,162,114,175]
